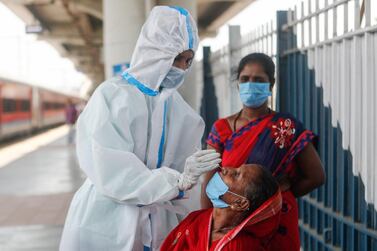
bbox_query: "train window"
[52,103,64,109]
[43,102,50,110]
[2,99,17,113]
[21,100,30,111]
[42,102,66,110]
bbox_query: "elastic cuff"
[177,190,185,199]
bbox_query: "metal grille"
[202,0,377,249]
[278,0,377,250]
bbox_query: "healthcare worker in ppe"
[59,6,221,251]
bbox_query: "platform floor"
[0,126,85,251]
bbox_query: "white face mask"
[160,66,186,89]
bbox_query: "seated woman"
[160,164,282,251]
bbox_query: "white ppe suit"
[60,6,205,251]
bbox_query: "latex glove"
[178,150,221,191]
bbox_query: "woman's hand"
[290,143,325,197]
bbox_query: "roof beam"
[38,34,102,46]
[39,35,85,46]
[61,0,104,80]
[47,40,68,56]
[76,64,97,74]
[10,0,54,5]
[206,0,256,33]
[197,0,244,3]
[67,49,92,58]
[198,28,217,37]
[68,53,92,62]
[39,24,102,46]
[70,0,102,20]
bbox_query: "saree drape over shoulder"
[161,191,282,251]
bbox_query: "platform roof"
[1,0,255,84]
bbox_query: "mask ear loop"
[226,190,250,211]
[226,190,248,201]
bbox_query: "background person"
[65,99,78,144]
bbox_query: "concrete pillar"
[103,0,146,78]
[157,0,199,110]
[228,25,242,114]
[145,0,156,14]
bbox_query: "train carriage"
[0,77,83,141]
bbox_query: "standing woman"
[60,6,221,251]
[202,53,325,250]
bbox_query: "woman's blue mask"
[239,82,272,108]
[160,66,186,89]
[206,172,247,208]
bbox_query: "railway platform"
[0,125,85,251]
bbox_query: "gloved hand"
[178,149,221,191]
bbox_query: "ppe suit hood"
[123,6,199,94]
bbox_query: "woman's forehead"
[240,63,267,76]
[240,165,262,183]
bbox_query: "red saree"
[160,191,282,251]
[206,112,316,251]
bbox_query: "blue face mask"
[239,82,272,108]
[160,66,186,89]
[206,172,247,208]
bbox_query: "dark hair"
[236,53,275,82]
[244,165,279,213]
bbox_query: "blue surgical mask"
[239,82,272,108]
[160,66,186,89]
[206,172,247,208]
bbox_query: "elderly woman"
[161,164,282,250]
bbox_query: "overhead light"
[25,24,44,34]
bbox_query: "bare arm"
[290,143,325,197]
[201,145,220,209]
